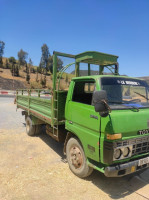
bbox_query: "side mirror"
[92,90,110,117]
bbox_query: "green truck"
[16,51,149,178]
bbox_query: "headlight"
[113,145,132,161]
[123,147,130,157]
[114,149,121,159]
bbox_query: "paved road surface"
[0,97,149,200]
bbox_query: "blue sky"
[0,0,149,77]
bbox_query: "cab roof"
[75,51,118,65]
[72,75,142,81]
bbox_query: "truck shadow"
[36,128,149,199]
[86,169,149,199]
[38,129,66,162]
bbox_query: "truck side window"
[72,81,95,105]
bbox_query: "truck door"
[66,80,100,162]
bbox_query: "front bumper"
[104,157,149,177]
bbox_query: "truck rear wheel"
[66,138,93,178]
[25,116,41,136]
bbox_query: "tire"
[66,137,93,178]
[25,116,41,136]
[35,125,42,135]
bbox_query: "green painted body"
[16,51,149,175]
[65,75,149,165]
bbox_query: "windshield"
[101,77,149,109]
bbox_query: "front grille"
[114,135,149,156]
[132,142,149,155]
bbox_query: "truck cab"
[65,75,149,177]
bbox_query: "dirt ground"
[0,98,149,200]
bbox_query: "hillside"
[138,76,149,84]
[0,66,149,90]
[0,68,72,90]
[0,76,26,90]
[0,68,51,89]
[73,70,149,83]
[2,57,38,69]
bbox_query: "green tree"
[36,71,39,82]
[15,64,19,77]
[32,68,36,73]
[48,55,53,73]
[29,58,33,66]
[5,58,9,69]
[26,63,30,83]
[0,41,5,68]
[43,75,46,88]
[29,58,33,73]
[40,74,44,86]
[37,65,41,74]
[39,58,44,73]
[25,63,28,72]
[9,57,16,76]
[9,57,16,64]
[48,55,63,74]
[41,44,50,74]
[18,49,28,65]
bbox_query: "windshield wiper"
[109,101,124,104]
[134,92,149,100]
[109,101,139,111]
[127,105,139,112]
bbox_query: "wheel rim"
[70,146,83,169]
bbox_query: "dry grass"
[30,81,43,89]
[0,68,73,89]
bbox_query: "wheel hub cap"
[70,146,83,168]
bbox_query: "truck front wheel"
[66,138,93,178]
[25,116,41,136]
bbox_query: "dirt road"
[0,98,149,200]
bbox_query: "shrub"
[59,82,68,90]
[47,84,53,90]
[19,71,25,78]
[32,68,36,73]
[30,81,42,89]
[36,72,39,82]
